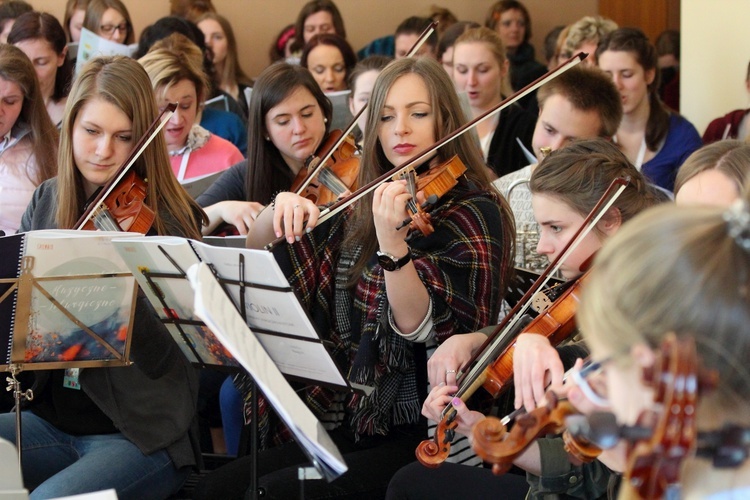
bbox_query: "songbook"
[112,236,362,392]
[204,94,230,112]
[187,262,347,481]
[76,28,137,74]
[0,230,141,371]
[180,170,225,199]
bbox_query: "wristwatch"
[377,249,412,272]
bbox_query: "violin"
[290,129,360,206]
[472,391,601,475]
[398,154,468,236]
[415,176,630,467]
[74,103,177,232]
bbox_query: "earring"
[324,118,328,123]
[265,136,270,141]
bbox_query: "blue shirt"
[642,113,702,192]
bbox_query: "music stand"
[111,237,360,497]
[0,231,140,468]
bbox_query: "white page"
[188,262,347,477]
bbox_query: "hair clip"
[723,199,750,252]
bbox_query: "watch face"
[377,253,397,272]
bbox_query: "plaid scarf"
[238,183,510,440]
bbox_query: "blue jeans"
[0,411,189,499]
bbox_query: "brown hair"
[56,56,205,237]
[536,65,623,139]
[596,28,670,152]
[8,12,74,103]
[0,44,58,185]
[348,57,514,283]
[291,0,347,54]
[83,0,134,45]
[530,138,659,235]
[300,33,357,87]
[63,0,89,42]
[674,140,750,196]
[484,1,532,43]
[194,13,252,93]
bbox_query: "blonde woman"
[139,34,243,183]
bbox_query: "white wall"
[681,0,750,135]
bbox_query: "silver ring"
[445,369,456,375]
[293,204,301,209]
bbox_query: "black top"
[486,103,537,178]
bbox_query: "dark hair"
[83,0,134,45]
[269,23,295,63]
[655,29,680,60]
[245,63,332,204]
[300,33,357,86]
[436,20,480,62]
[347,55,391,93]
[597,28,670,152]
[395,16,438,49]
[8,12,74,103]
[134,16,218,94]
[543,25,565,63]
[0,1,32,33]
[485,1,532,43]
[537,65,623,138]
[429,6,457,34]
[291,0,346,53]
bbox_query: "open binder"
[0,230,142,371]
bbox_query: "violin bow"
[74,103,177,230]
[266,51,587,250]
[450,176,629,410]
[293,21,438,195]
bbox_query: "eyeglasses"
[99,23,128,35]
[571,357,611,408]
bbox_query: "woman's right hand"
[271,192,320,244]
[427,332,487,388]
[422,384,485,438]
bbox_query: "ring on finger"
[445,369,456,375]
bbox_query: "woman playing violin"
[390,139,659,499]
[197,62,330,235]
[576,181,750,498]
[194,56,515,499]
[4,56,205,498]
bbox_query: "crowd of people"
[0,0,748,499]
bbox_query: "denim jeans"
[0,411,189,500]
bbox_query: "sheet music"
[76,28,137,74]
[188,262,347,479]
[326,89,354,132]
[181,170,225,199]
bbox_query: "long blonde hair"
[56,56,205,238]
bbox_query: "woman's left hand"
[372,180,412,253]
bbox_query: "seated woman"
[9,11,74,126]
[0,44,58,235]
[194,56,515,500]
[195,13,252,117]
[196,62,331,236]
[63,0,88,43]
[675,140,750,207]
[389,139,658,499]
[0,55,205,498]
[139,33,243,183]
[576,180,750,498]
[301,33,357,94]
[452,27,536,179]
[347,55,391,144]
[82,0,134,45]
[597,28,702,192]
[484,1,545,112]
